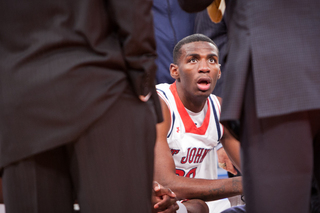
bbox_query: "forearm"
[221,140,241,172]
[159,175,242,201]
[220,128,242,172]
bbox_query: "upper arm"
[153,98,177,184]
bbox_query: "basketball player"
[154,34,242,213]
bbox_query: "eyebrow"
[186,53,218,58]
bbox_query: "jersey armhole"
[157,90,174,138]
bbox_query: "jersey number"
[176,167,197,178]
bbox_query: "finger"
[226,161,238,175]
[158,202,179,213]
[154,185,176,198]
[218,162,227,169]
[155,195,173,210]
[167,188,176,198]
[172,202,179,211]
[154,195,177,211]
[228,166,238,175]
[154,194,170,210]
[153,181,161,192]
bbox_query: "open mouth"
[197,78,211,91]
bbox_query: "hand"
[152,181,179,213]
[217,147,238,175]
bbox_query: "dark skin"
[183,199,209,213]
[221,128,242,172]
[154,41,242,203]
[152,181,179,213]
[171,42,220,112]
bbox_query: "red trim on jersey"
[169,82,210,135]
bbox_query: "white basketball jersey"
[156,83,224,180]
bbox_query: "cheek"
[214,75,220,83]
[213,69,221,79]
[210,73,220,86]
[180,72,192,82]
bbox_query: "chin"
[201,88,214,94]
[198,90,211,96]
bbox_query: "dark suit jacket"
[0,0,161,168]
[179,0,320,121]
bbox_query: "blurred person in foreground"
[177,0,320,213]
[0,0,177,212]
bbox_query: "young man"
[154,34,242,213]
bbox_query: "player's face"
[171,41,221,99]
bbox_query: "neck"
[176,85,207,113]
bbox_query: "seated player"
[154,34,243,213]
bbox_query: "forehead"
[180,41,218,57]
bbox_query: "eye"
[208,58,217,63]
[189,58,197,63]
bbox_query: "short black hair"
[173,34,218,64]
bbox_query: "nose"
[198,59,210,73]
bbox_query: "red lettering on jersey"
[200,149,211,163]
[188,148,196,163]
[175,168,197,178]
[176,127,180,133]
[194,148,204,163]
[181,148,190,164]
[171,149,180,156]
[181,148,211,164]
[176,169,185,176]
[186,167,197,178]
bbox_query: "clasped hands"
[152,181,179,213]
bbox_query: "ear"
[218,64,221,79]
[170,63,180,80]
